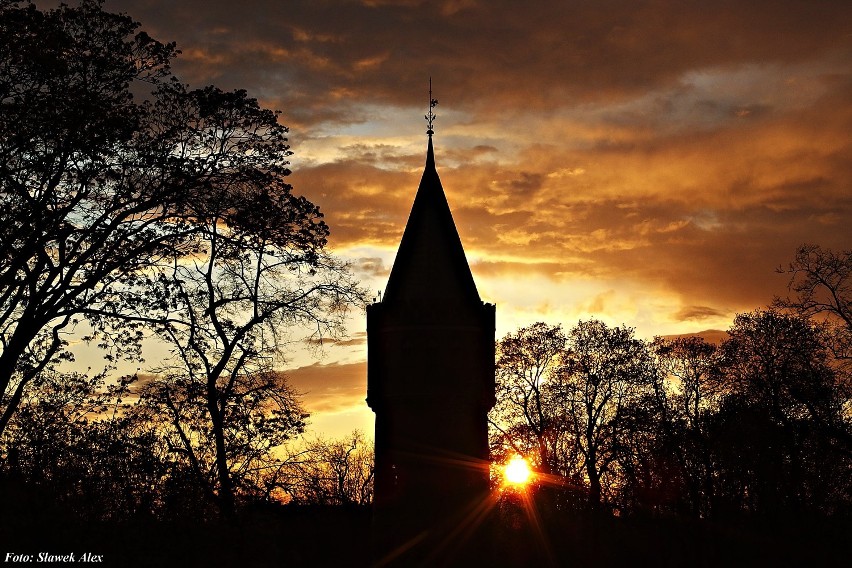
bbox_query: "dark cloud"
[87,0,852,330]
[104,1,851,125]
[674,306,728,322]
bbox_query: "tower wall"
[367,301,495,562]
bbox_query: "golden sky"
[103,0,852,437]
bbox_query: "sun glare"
[503,455,532,486]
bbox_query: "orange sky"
[101,0,852,437]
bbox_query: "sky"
[94,0,851,437]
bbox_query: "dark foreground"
[1,491,848,567]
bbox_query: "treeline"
[490,244,852,520]
[0,369,374,521]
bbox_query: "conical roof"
[382,137,481,308]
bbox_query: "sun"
[503,455,532,486]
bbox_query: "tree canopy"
[0,0,361,441]
[0,0,366,522]
[490,308,852,518]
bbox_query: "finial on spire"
[425,77,438,136]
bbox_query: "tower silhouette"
[367,100,496,564]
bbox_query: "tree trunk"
[208,390,236,522]
[538,438,552,476]
[586,447,601,508]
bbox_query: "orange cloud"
[101,0,852,432]
[285,361,367,415]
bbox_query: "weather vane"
[425,77,438,136]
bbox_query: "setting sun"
[503,455,532,486]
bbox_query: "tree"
[557,320,658,509]
[0,369,168,521]
[775,244,852,362]
[711,310,852,516]
[489,322,571,476]
[652,336,720,431]
[1,0,366,522]
[0,0,178,435]
[135,132,362,518]
[137,369,308,519]
[282,431,374,506]
[650,336,720,517]
[1,1,356,440]
[717,310,845,427]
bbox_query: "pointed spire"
[382,85,480,310]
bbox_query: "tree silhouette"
[0,0,366,528]
[281,431,374,506]
[650,336,720,517]
[710,309,852,516]
[0,0,177,435]
[489,322,571,477]
[775,244,852,363]
[1,370,166,521]
[0,0,363,439]
[558,320,658,509]
[717,310,844,429]
[131,110,363,518]
[137,369,307,519]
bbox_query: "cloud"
[674,306,728,322]
[304,333,367,348]
[109,1,850,121]
[103,0,851,337]
[284,361,367,415]
[351,257,389,280]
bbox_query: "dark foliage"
[491,308,852,520]
[0,0,364,526]
[0,0,363,444]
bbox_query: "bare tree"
[138,368,308,519]
[138,163,363,518]
[558,320,657,508]
[282,431,374,506]
[775,244,852,362]
[489,322,571,476]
